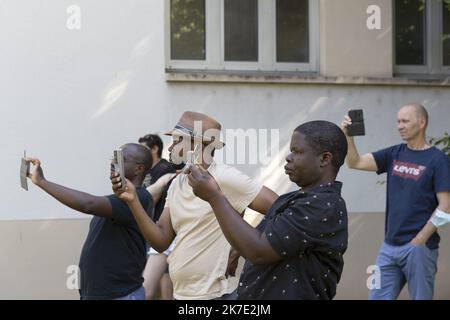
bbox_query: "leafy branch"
[429,132,450,156]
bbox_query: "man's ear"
[419,117,427,130]
[320,152,333,168]
[135,164,146,177]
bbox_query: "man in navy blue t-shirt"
[342,104,450,300]
[26,143,153,300]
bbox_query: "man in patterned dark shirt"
[188,120,349,300]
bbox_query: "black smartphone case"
[347,109,365,136]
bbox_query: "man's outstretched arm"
[27,157,112,218]
[341,114,378,171]
[111,174,176,252]
[188,165,281,265]
[146,173,176,203]
[248,186,278,215]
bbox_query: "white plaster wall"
[1,1,449,220]
[1,0,450,300]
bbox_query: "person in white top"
[111,111,278,300]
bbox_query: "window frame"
[394,0,450,75]
[165,0,319,73]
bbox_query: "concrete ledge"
[166,69,450,87]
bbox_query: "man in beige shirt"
[111,111,278,300]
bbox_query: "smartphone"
[20,150,30,191]
[180,144,200,174]
[347,109,365,136]
[113,148,126,192]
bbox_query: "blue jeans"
[114,286,146,300]
[369,242,438,300]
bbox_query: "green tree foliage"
[430,132,450,156]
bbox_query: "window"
[165,0,318,72]
[443,0,450,66]
[170,0,206,60]
[224,0,258,62]
[395,0,450,75]
[276,0,309,63]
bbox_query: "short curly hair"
[294,121,348,174]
